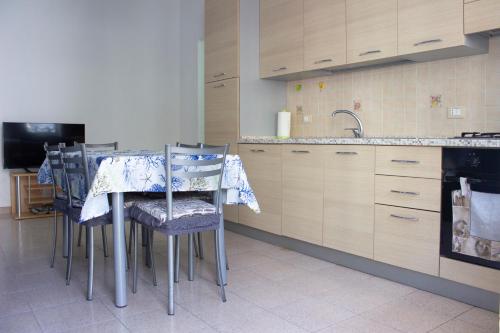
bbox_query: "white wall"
[240,0,286,136]
[0,0,202,207]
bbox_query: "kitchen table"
[38,149,259,307]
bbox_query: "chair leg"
[128,221,133,255]
[87,227,94,301]
[77,224,83,247]
[167,234,175,315]
[226,252,229,271]
[193,235,199,258]
[132,222,138,294]
[102,225,109,257]
[174,235,180,283]
[144,230,151,268]
[85,226,90,259]
[214,230,227,302]
[188,234,194,281]
[66,221,74,285]
[50,213,58,268]
[197,232,204,260]
[125,226,129,271]
[148,230,157,286]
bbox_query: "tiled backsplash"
[287,36,500,138]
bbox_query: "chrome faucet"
[331,109,364,138]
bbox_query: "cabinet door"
[205,0,239,83]
[282,145,324,245]
[323,146,375,258]
[398,0,464,56]
[465,0,500,34]
[346,0,397,64]
[204,78,239,155]
[238,144,282,234]
[374,205,440,276]
[260,0,303,78]
[304,0,346,70]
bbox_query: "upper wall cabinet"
[260,0,304,78]
[398,0,487,59]
[205,0,239,83]
[346,0,397,64]
[464,0,500,34]
[304,0,346,70]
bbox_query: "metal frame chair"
[130,144,229,315]
[75,142,118,253]
[44,142,67,268]
[60,143,112,300]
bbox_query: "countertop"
[238,136,500,148]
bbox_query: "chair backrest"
[44,142,67,200]
[60,144,91,207]
[76,141,118,151]
[165,144,229,220]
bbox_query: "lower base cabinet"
[323,146,375,259]
[282,145,324,245]
[224,205,239,223]
[374,204,440,276]
[238,144,282,235]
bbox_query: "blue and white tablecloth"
[38,150,260,222]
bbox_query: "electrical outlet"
[303,115,312,123]
[448,107,465,119]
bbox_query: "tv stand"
[10,172,56,220]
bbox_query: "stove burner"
[459,132,500,139]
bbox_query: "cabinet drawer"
[282,145,324,245]
[323,146,375,258]
[375,175,441,212]
[238,144,282,235]
[376,146,441,179]
[374,205,440,276]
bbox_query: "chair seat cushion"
[68,206,111,227]
[130,199,220,234]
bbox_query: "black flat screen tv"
[2,122,85,169]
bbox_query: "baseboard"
[225,221,499,313]
[0,206,10,214]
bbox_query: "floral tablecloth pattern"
[38,150,260,222]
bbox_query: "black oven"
[441,147,500,270]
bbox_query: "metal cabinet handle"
[336,151,358,155]
[391,159,420,164]
[213,72,226,78]
[314,59,332,64]
[273,66,288,72]
[250,149,265,153]
[390,214,419,222]
[359,50,381,56]
[390,190,420,196]
[291,150,310,154]
[414,39,442,47]
[213,83,225,88]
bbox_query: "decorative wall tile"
[286,37,500,138]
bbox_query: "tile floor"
[0,212,498,333]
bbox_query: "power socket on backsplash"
[448,107,465,119]
[303,115,312,123]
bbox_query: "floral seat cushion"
[133,198,217,222]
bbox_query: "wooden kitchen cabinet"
[204,78,239,155]
[398,0,469,56]
[304,0,346,70]
[205,0,239,83]
[346,0,397,64]
[238,144,282,235]
[464,0,500,34]
[374,204,440,276]
[260,0,303,78]
[282,145,324,245]
[323,146,375,259]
